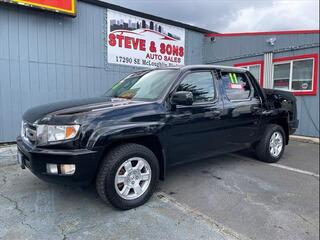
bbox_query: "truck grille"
[22,121,37,144]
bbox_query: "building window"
[273,63,290,90]
[234,61,264,86]
[292,59,313,91]
[247,65,261,83]
[272,54,318,96]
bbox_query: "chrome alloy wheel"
[114,157,151,200]
[269,131,283,158]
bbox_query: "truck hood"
[23,97,143,123]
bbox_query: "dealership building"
[0,0,319,142]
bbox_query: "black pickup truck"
[17,65,299,209]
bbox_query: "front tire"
[96,143,159,210]
[254,124,285,163]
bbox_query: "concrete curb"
[290,135,319,144]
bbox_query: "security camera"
[266,37,276,46]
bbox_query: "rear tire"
[254,124,285,163]
[96,143,159,210]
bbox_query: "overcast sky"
[103,0,319,33]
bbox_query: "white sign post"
[107,9,185,68]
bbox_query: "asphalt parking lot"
[0,140,319,240]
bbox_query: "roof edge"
[205,30,320,37]
[80,0,216,34]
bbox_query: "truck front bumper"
[16,137,102,186]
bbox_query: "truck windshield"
[104,69,178,101]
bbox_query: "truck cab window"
[221,72,252,100]
[177,72,215,103]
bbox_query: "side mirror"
[171,91,193,106]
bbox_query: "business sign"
[0,0,76,16]
[107,9,185,68]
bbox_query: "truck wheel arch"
[96,135,166,181]
[268,118,289,145]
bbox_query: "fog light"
[60,164,76,175]
[46,163,58,174]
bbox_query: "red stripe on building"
[205,30,320,37]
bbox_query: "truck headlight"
[36,125,80,145]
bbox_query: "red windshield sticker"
[229,83,243,89]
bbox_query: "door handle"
[212,109,223,118]
[213,110,222,115]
